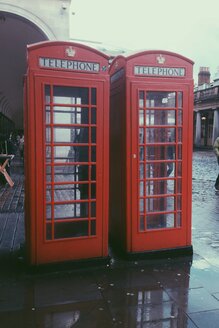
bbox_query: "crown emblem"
[156,54,165,64]
[115,60,119,69]
[65,46,76,57]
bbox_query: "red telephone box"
[109,51,194,256]
[24,41,110,265]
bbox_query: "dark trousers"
[215,174,219,189]
[215,157,219,188]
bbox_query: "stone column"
[194,111,202,147]
[212,109,219,144]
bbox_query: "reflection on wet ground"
[0,150,219,327]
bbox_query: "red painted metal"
[24,41,110,265]
[109,51,194,255]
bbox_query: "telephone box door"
[130,83,192,252]
[33,76,107,264]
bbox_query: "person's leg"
[215,174,219,190]
[167,162,173,176]
[214,157,219,190]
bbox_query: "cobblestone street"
[0,174,24,213]
[192,150,219,268]
[0,150,219,328]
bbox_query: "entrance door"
[131,83,191,252]
[34,77,106,264]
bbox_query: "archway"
[0,10,50,263]
[0,11,51,130]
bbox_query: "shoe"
[214,186,219,192]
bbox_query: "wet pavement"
[0,150,219,327]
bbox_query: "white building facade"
[194,67,219,148]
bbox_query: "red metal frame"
[109,51,194,255]
[25,41,109,265]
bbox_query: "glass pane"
[53,146,88,163]
[46,187,52,202]
[54,165,88,182]
[146,91,176,108]
[53,86,89,105]
[54,203,89,219]
[178,127,182,142]
[177,179,182,193]
[53,107,88,124]
[139,181,144,196]
[145,197,153,212]
[46,128,51,142]
[147,213,174,229]
[91,202,96,217]
[139,128,144,144]
[166,196,175,211]
[91,127,96,143]
[54,221,89,239]
[46,146,52,163]
[167,179,175,194]
[146,109,154,125]
[167,161,175,177]
[176,212,182,226]
[147,162,161,179]
[79,183,89,199]
[145,163,153,178]
[91,220,96,235]
[146,128,175,143]
[91,183,96,199]
[139,163,144,179]
[91,108,96,124]
[46,165,91,183]
[46,205,51,219]
[146,110,176,125]
[178,109,183,125]
[54,146,72,161]
[178,92,183,108]
[139,91,144,108]
[146,196,175,212]
[146,145,176,160]
[177,162,182,176]
[146,162,175,178]
[177,196,182,210]
[91,146,96,162]
[91,88,96,105]
[80,202,89,217]
[77,146,89,162]
[139,146,144,161]
[45,85,51,103]
[54,127,89,144]
[46,223,52,240]
[77,165,89,181]
[91,165,96,180]
[146,179,175,195]
[45,107,51,124]
[178,144,182,159]
[139,109,144,126]
[139,199,144,213]
[139,215,145,231]
[54,184,79,201]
